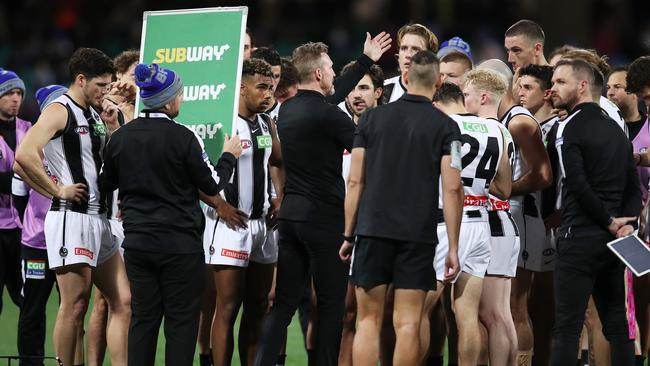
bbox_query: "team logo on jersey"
[221,248,249,261]
[74,247,94,259]
[75,126,90,135]
[241,139,252,149]
[91,123,107,137]
[26,260,47,279]
[463,121,488,134]
[256,135,272,149]
[90,109,101,122]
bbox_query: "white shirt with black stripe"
[44,94,107,215]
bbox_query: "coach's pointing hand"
[363,32,392,62]
[223,134,243,158]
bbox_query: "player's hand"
[57,183,88,203]
[608,217,637,236]
[223,134,243,158]
[339,240,354,263]
[443,250,460,283]
[266,197,281,230]
[544,211,561,231]
[363,31,392,62]
[216,200,248,229]
[101,99,120,129]
[616,224,635,238]
[551,108,569,120]
[118,101,135,123]
[110,80,137,100]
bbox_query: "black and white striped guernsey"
[44,94,107,214]
[224,114,273,219]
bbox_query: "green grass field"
[0,291,307,365]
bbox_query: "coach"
[551,59,641,366]
[100,63,242,366]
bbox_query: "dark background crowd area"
[1,0,648,123]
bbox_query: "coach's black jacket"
[100,111,235,253]
[559,102,642,235]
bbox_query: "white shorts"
[45,211,118,269]
[434,218,491,283]
[486,210,520,277]
[511,200,555,272]
[109,218,125,256]
[203,209,278,266]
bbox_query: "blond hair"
[463,69,508,103]
[397,23,439,53]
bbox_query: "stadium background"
[0,0,648,364]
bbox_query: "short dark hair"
[433,82,465,105]
[242,58,273,79]
[341,62,385,90]
[408,50,440,87]
[68,48,114,81]
[113,49,140,75]
[627,56,650,94]
[251,47,281,67]
[505,19,545,44]
[518,64,554,90]
[275,57,298,99]
[441,52,473,71]
[555,58,600,89]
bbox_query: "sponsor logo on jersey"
[91,123,106,137]
[241,139,252,149]
[75,126,90,135]
[256,135,272,149]
[26,260,47,279]
[463,121,488,133]
[74,247,94,259]
[221,248,249,261]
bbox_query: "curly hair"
[242,58,273,79]
[627,56,650,94]
[68,48,115,81]
[114,49,140,75]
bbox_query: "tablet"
[607,235,650,277]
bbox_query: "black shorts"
[351,235,436,291]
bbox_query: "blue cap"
[35,85,68,111]
[0,68,26,97]
[134,63,183,110]
[437,37,472,62]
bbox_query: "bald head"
[477,59,513,87]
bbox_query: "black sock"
[581,349,589,366]
[276,354,287,366]
[635,355,646,366]
[426,355,444,366]
[307,349,315,366]
[200,353,212,366]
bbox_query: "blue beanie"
[134,63,183,110]
[437,37,473,63]
[0,68,26,97]
[35,85,68,111]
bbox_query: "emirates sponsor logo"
[221,248,249,260]
[74,247,94,259]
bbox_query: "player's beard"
[553,91,579,112]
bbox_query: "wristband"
[343,234,355,243]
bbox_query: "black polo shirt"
[353,94,461,244]
[277,89,356,226]
[559,102,641,233]
[101,111,236,253]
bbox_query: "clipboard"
[607,235,650,277]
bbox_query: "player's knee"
[479,305,506,328]
[64,297,89,323]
